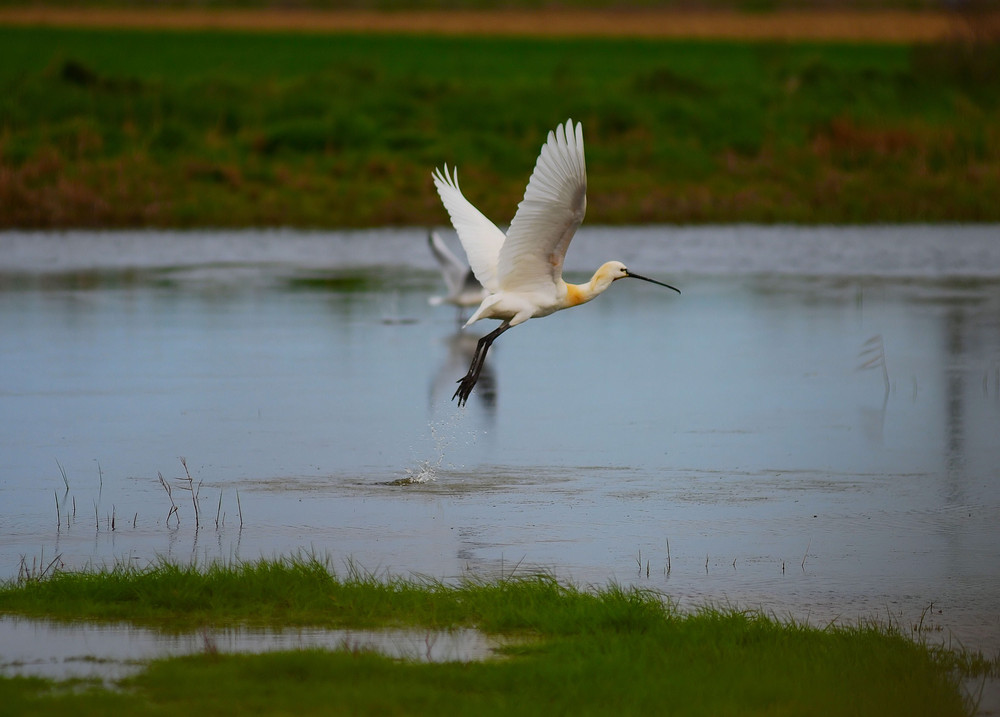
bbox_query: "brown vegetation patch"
[0,7,979,43]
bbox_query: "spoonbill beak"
[625,270,681,294]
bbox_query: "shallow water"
[0,616,503,681]
[1,226,999,667]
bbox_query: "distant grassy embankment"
[0,0,963,10]
[0,25,997,227]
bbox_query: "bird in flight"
[432,119,679,407]
[427,230,487,324]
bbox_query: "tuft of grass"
[0,556,994,716]
[0,554,667,633]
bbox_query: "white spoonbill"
[432,119,679,407]
[427,230,487,323]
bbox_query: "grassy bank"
[0,557,991,715]
[1,26,997,227]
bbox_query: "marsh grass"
[0,556,659,633]
[0,27,997,227]
[0,556,993,715]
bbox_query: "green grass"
[0,27,997,227]
[0,557,994,716]
[0,557,667,631]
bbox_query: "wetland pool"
[1,225,999,670]
[0,615,504,681]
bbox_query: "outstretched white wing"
[497,119,587,294]
[432,165,506,294]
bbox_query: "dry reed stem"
[158,471,180,527]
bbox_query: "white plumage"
[433,119,679,406]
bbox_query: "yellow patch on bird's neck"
[565,283,588,307]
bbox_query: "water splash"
[393,412,484,486]
[394,460,440,485]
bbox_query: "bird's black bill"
[626,271,681,294]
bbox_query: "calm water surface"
[1,226,999,661]
[0,615,502,680]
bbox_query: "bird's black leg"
[454,320,511,406]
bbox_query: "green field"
[1,26,997,227]
[1,558,992,716]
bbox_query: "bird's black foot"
[453,372,478,407]
[452,320,510,408]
